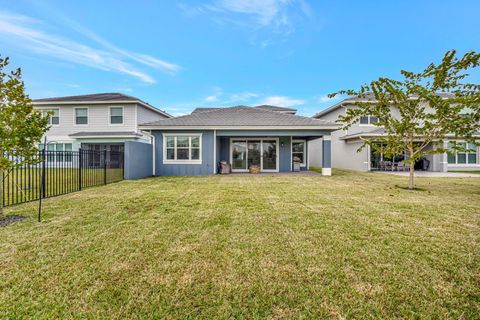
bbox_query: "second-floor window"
[75,108,88,125]
[359,115,379,125]
[110,107,123,124]
[41,109,59,125]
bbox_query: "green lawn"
[1,171,479,319]
[449,170,480,174]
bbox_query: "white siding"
[137,105,169,124]
[35,103,138,137]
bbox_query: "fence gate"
[1,148,124,208]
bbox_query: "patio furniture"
[249,164,260,174]
[384,161,393,171]
[397,161,408,171]
[293,157,301,172]
[219,161,231,174]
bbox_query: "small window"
[110,107,123,124]
[164,135,202,163]
[75,108,88,125]
[41,109,59,125]
[359,115,378,125]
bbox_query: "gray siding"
[279,136,291,172]
[124,141,153,180]
[153,130,215,176]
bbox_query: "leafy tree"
[0,56,50,214]
[329,50,480,189]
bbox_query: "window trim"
[74,107,89,126]
[38,108,60,126]
[292,139,306,166]
[359,115,379,126]
[109,106,124,126]
[163,133,202,164]
[448,141,478,166]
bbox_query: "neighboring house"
[32,93,172,154]
[311,94,480,172]
[139,106,338,176]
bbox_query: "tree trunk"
[0,168,3,215]
[408,161,415,190]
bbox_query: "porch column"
[322,136,332,176]
[439,141,449,172]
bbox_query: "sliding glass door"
[231,138,278,172]
[262,140,277,171]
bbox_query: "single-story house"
[138,106,339,176]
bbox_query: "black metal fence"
[1,149,124,208]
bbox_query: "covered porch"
[214,130,332,175]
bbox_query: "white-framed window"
[448,142,478,165]
[40,108,60,125]
[39,143,73,163]
[74,107,88,125]
[163,134,202,164]
[292,139,306,166]
[110,106,124,125]
[359,115,379,126]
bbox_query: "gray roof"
[254,105,297,113]
[313,92,456,118]
[340,128,386,140]
[140,106,337,128]
[33,92,172,118]
[69,131,142,137]
[34,93,139,102]
[192,105,297,114]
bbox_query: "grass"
[308,165,322,174]
[449,170,480,174]
[2,168,123,206]
[1,170,479,319]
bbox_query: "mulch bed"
[0,215,26,227]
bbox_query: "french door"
[230,138,278,172]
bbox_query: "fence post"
[78,148,82,191]
[41,147,46,198]
[103,148,107,185]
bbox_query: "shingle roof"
[192,105,297,114]
[340,128,386,140]
[313,92,456,118]
[32,93,172,118]
[33,93,139,102]
[254,105,297,113]
[69,131,142,137]
[140,106,337,128]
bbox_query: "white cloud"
[205,95,219,102]
[183,0,312,37]
[0,11,180,84]
[260,96,304,107]
[317,94,340,103]
[227,92,259,103]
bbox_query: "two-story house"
[32,93,172,154]
[310,94,480,172]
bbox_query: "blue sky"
[1,0,479,116]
